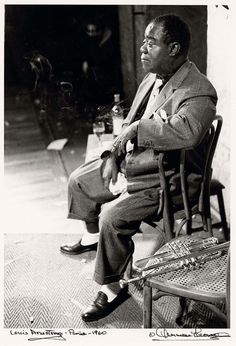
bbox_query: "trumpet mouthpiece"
[119,279,127,288]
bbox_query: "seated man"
[60,14,217,321]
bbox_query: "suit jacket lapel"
[141,82,173,119]
[142,60,192,119]
[126,73,156,125]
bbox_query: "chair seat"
[144,237,227,304]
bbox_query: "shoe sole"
[60,247,97,255]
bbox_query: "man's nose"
[140,42,148,54]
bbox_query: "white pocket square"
[160,109,168,120]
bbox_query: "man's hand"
[102,154,118,190]
[111,121,139,155]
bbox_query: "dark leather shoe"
[81,287,130,322]
[60,239,97,255]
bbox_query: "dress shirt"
[142,78,163,118]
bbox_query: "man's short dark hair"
[152,14,191,56]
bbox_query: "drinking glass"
[93,121,105,149]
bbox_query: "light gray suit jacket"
[121,60,218,198]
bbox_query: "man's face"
[140,23,170,76]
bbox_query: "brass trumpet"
[119,237,230,288]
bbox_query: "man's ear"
[168,42,181,56]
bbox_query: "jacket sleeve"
[137,94,217,151]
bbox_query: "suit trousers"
[67,158,163,285]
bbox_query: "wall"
[207,5,230,223]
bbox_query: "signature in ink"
[28,329,66,341]
[192,328,230,340]
[149,328,230,340]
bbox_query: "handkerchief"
[160,109,168,121]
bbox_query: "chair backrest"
[157,115,223,240]
[180,115,223,219]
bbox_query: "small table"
[85,133,113,162]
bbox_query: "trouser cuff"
[93,272,123,285]
[67,212,98,223]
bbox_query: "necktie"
[127,78,162,153]
[134,84,153,121]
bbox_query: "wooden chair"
[142,236,230,328]
[126,116,227,283]
[144,115,224,241]
[139,115,230,328]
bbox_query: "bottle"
[112,94,124,137]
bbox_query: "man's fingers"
[112,136,122,150]
[103,176,110,190]
[112,135,128,155]
[111,141,120,153]
[120,137,128,154]
[102,171,110,189]
[121,140,126,154]
[111,170,118,184]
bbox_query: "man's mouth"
[141,58,149,63]
[141,54,149,61]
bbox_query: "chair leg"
[217,190,229,240]
[201,214,207,233]
[143,285,152,328]
[206,216,213,237]
[202,214,213,237]
[186,218,192,235]
[124,256,133,280]
[176,297,189,326]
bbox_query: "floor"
[4,87,86,235]
[3,87,227,330]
